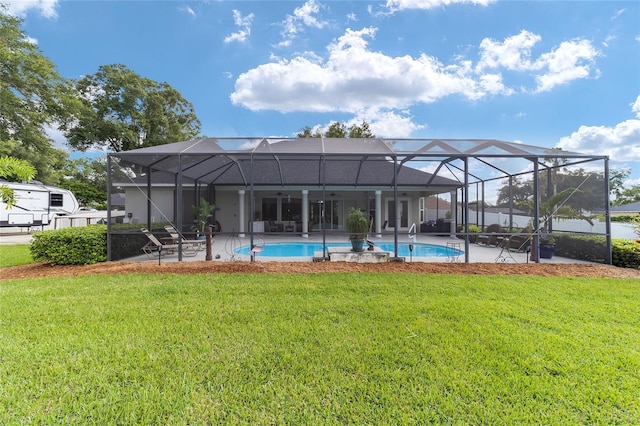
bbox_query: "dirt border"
[3,260,640,280]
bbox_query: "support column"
[238,189,246,238]
[375,190,382,238]
[450,190,457,238]
[302,190,309,238]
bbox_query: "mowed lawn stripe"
[1,273,638,424]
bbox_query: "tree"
[609,168,631,204]
[348,121,375,138]
[0,156,36,208]
[495,176,533,211]
[0,139,69,185]
[0,8,78,182]
[61,64,201,152]
[58,157,109,208]
[296,121,376,139]
[324,122,347,138]
[296,126,322,138]
[613,185,640,206]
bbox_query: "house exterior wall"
[124,186,451,234]
[124,187,175,224]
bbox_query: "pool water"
[235,242,463,258]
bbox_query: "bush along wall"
[31,225,107,265]
[612,238,640,269]
[553,234,608,263]
[553,233,640,269]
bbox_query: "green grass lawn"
[1,272,638,424]
[0,244,32,267]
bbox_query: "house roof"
[610,201,640,212]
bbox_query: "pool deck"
[0,228,591,264]
[124,232,590,265]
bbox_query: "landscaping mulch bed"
[3,261,640,280]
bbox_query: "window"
[281,197,302,222]
[50,193,63,207]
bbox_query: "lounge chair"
[164,225,206,251]
[477,224,503,247]
[141,228,198,258]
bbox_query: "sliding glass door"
[310,199,343,230]
[386,198,410,230]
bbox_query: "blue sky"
[6,0,640,187]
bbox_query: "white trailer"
[0,180,80,230]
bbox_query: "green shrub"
[612,238,640,269]
[30,225,107,265]
[554,233,608,263]
[456,224,481,242]
[610,214,640,223]
[553,234,640,269]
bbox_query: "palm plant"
[533,189,594,242]
[191,197,216,236]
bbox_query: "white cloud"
[557,119,640,163]
[611,8,625,20]
[178,6,196,18]
[478,30,600,92]
[351,108,425,137]
[3,0,59,18]
[232,27,503,113]
[533,39,600,92]
[232,27,597,115]
[477,30,542,72]
[224,10,255,44]
[303,109,424,138]
[279,0,328,47]
[384,0,495,13]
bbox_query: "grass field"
[1,272,639,424]
[0,244,32,268]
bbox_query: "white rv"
[0,180,80,229]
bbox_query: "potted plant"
[538,233,556,259]
[346,208,369,252]
[192,197,215,239]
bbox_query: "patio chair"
[504,228,531,253]
[141,228,197,258]
[268,220,283,232]
[164,224,206,251]
[476,224,503,247]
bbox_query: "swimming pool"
[235,242,463,258]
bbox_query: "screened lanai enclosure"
[107,138,611,264]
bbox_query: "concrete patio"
[125,232,590,265]
[0,227,593,265]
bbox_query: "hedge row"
[30,224,179,264]
[611,238,640,269]
[31,225,108,265]
[29,225,640,269]
[553,234,640,269]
